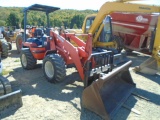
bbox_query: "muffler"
[82,60,135,120]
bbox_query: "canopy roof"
[23,4,60,13]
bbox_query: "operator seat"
[34,28,44,38]
[26,28,44,46]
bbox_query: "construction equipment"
[110,12,160,75]
[80,1,160,119]
[111,12,159,53]
[15,26,30,53]
[0,27,9,58]
[0,55,22,112]
[20,4,135,119]
[82,12,159,53]
[5,26,21,50]
[1,26,18,51]
[77,1,160,75]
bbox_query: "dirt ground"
[0,43,160,120]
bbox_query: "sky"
[0,0,159,10]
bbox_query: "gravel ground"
[0,43,160,120]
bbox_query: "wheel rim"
[21,54,27,67]
[45,61,54,78]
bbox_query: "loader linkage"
[84,51,113,87]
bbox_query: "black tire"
[7,42,12,50]
[20,49,37,70]
[1,39,9,58]
[16,34,23,53]
[0,75,12,95]
[112,35,124,53]
[43,54,66,83]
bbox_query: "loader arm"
[50,31,93,80]
[50,31,114,83]
[152,16,160,68]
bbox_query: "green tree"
[73,24,78,29]
[0,20,5,26]
[70,14,85,28]
[52,19,61,27]
[6,12,20,28]
[0,7,97,29]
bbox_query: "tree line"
[0,7,97,29]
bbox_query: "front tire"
[20,49,37,69]
[7,42,12,50]
[0,75,12,95]
[43,54,66,83]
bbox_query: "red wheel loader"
[20,4,135,120]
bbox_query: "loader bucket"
[134,57,158,75]
[82,60,135,120]
[0,76,22,111]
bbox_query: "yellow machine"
[73,1,160,75]
[0,27,9,58]
[81,1,160,120]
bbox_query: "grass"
[14,59,20,62]
[1,69,12,75]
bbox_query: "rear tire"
[113,35,124,53]
[43,54,66,83]
[16,34,23,53]
[1,39,9,58]
[20,49,37,70]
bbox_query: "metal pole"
[24,11,27,42]
[46,12,50,28]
